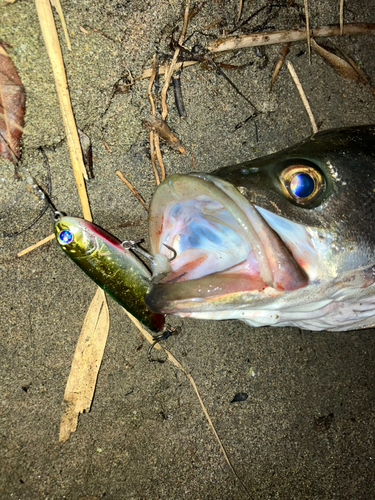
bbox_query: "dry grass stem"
[286,59,318,134]
[17,233,55,257]
[153,134,165,182]
[303,0,311,63]
[147,54,157,116]
[50,0,71,50]
[161,0,191,120]
[139,23,375,81]
[190,151,197,169]
[149,130,160,185]
[146,54,165,182]
[236,0,243,24]
[123,310,249,497]
[103,140,112,153]
[270,43,290,91]
[140,60,197,80]
[115,170,149,212]
[35,0,111,445]
[208,23,375,53]
[35,0,91,221]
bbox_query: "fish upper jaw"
[146,173,318,314]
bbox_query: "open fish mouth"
[144,125,375,331]
[146,173,314,314]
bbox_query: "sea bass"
[145,125,375,332]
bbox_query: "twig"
[286,60,318,134]
[138,24,375,81]
[115,170,149,212]
[147,54,157,116]
[17,233,55,257]
[303,0,311,63]
[140,60,197,80]
[35,0,91,221]
[149,130,160,185]
[270,44,290,91]
[153,134,165,182]
[50,0,71,50]
[146,54,165,183]
[208,23,375,53]
[161,0,191,120]
[103,140,112,153]
[329,37,375,92]
[190,151,197,169]
[144,116,185,153]
[236,0,243,24]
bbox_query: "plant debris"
[78,129,94,179]
[270,43,290,91]
[144,116,185,153]
[59,288,109,443]
[286,59,318,134]
[311,38,375,96]
[0,42,25,164]
[172,69,187,118]
[115,170,149,212]
[208,23,375,53]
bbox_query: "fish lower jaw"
[144,266,375,332]
[181,291,375,332]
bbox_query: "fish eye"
[290,172,315,198]
[280,165,326,205]
[58,229,74,245]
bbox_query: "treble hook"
[121,240,177,282]
[147,326,181,362]
[121,240,177,262]
[162,243,177,262]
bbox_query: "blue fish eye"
[58,230,73,245]
[290,172,315,198]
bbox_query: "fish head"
[145,125,375,331]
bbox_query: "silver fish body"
[145,125,375,331]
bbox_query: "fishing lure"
[54,214,164,332]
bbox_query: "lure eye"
[280,164,326,205]
[58,229,73,245]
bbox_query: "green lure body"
[55,216,164,332]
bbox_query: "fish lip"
[146,173,310,314]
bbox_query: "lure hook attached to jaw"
[121,240,176,282]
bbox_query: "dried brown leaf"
[0,43,25,164]
[311,38,367,85]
